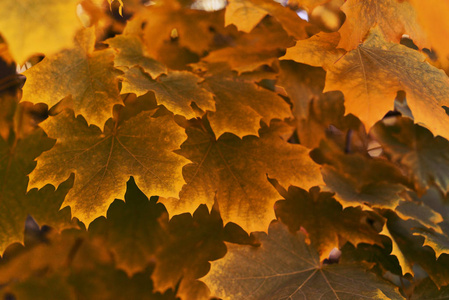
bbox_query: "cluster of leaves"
[1,0,449,298]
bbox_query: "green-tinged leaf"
[0,0,81,63]
[396,197,443,233]
[203,221,404,299]
[371,117,449,194]
[203,72,292,137]
[21,28,122,127]
[382,211,449,287]
[173,120,323,233]
[89,177,228,300]
[28,109,189,224]
[0,228,179,300]
[413,227,449,259]
[274,185,383,260]
[121,67,215,119]
[311,140,408,209]
[88,177,168,274]
[0,128,74,253]
[410,277,449,300]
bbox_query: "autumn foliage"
[1,0,449,298]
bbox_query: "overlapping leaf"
[225,0,309,39]
[0,126,75,253]
[121,67,215,119]
[203,221,404,299]
[202,72,292,137]
[140,3,225,58]
[371,117,449,194]
[172,119,323,233]
[274,185,383,260]
[89,177,228,300]
[286,28,449,138]
[203,17,295,73]
[28,108,189,224]
[0,227,179,300]
[106,17,167,78]
[21,28,122,127]
[311,139,408,209]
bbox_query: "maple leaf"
[282,31,346,69]
[121,67,215,119]
[203,221,404,299]
[106,18,167,79]
[371,117,449,194]
[276,61,326,122]
[21,28,122,127]
[225,0,309,39]
[203,17,295,73]
[0,227,179,300]
[172,119,323,233]
[139,3,225,59]
[311,139,408,209]
[381,210,449,287]
[0,127,75,253]
[89,177,228,300]
[274,185,383,261]
[0,0,81,64]
[287,28,449,138]
[411,278,449,300]
[28,108,189,224]
[202,72,292,137]
[337,0,427,51]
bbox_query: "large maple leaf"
[203,221,404,299]
[285,28,449,139]
[337,0,427,50]
[0,0,81,64]
[172,119,323,233]
[21,28,122,127]
[28,109,189,224]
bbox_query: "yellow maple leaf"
[21,28,122,127]
[28,109,189,225]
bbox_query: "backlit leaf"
[121,67,215,119]
[21,28,122,127]
[173,120,323,233]
[28,109,188,224]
